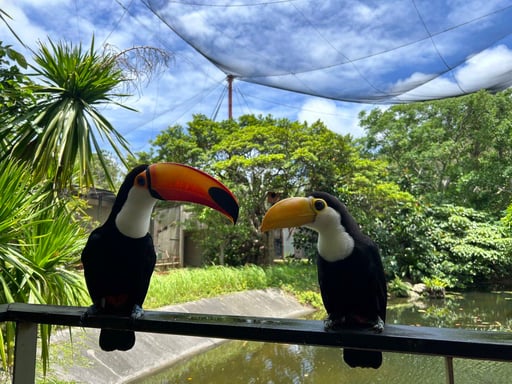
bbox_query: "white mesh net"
[144,0,512,103]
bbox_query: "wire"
[411,0,467,95]
[234,86,253,116]
[144,0,298,8]
[211,82,227,120]
[121,1,224,85]
[122,78,226,136]
[104,0,135,46]
[290,1,386,96]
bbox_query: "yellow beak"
[143,163,239,224]
[260,197,316,232]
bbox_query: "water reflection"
[390,291,512,330]
[136,291,512,384]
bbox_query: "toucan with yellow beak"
[261,191,386,368]
[81,163,239,351]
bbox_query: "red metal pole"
[227,75,234,119]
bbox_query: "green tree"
[89,150,124,190]
[147,123,205,166]
[0,21,172,377]
[359,90,512,216]
[428,205,512,288]
[0,41,34,155]
[139,114,419,267]
[138,114,355,265]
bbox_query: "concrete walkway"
[50,289,314,383]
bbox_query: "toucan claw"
[372,316,385,333]
[130,304,144,320]
[324,314,385,333]
[323,315,347,331]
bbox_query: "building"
[85,188,202,267]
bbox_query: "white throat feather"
[304,207,355,262]
[316,224,354,262]
[115,187,157,238]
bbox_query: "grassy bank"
[144,263,324,310]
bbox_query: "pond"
[135,291,512,384]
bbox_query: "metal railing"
[1,302,511,384]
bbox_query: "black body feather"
[81,165,156,351]
[81,227,156,351]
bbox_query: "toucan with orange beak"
[81,163,239,351]
[261,191,386,368]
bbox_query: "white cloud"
[392,72,438,94]
[457,44,512,91]
[0,2,46,50]
[297,98,370,137]
[393,44,512,101]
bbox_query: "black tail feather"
[99,329,135,351]
[343,348,382,369]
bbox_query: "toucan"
[260,191,386,368]
[81,163,239,351]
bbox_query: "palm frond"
[9,37,134,190]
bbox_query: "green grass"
[144,263,323,310]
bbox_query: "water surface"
[136,291,512,384]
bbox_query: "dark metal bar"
[2,303,512,362]
[0,304,8,322]
[12,321,37,384]
[445,356,455,384]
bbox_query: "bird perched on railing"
[81,163,239,351]
[261,191,386,368]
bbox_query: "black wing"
[81,228,109,304]
[132,234,157,306]
[366,241,387,322]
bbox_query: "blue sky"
[1,0,511,154]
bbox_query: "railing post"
[12,322,37,384]
[445,356,454,384]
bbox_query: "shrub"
[0,159,88,375]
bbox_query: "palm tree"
[7,37,133,190]
[0,32,173,378]
[0,34,174,374]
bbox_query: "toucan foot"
[372,316,385,333]
[324,316,346,331]
[324,314,385,333]
[130,304,144,320]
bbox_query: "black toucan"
[261,191,386,369]
[81,163,239,351]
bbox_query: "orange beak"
[142,163,239,224]
[260,197,316,232]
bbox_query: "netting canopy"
[144,0,512,104]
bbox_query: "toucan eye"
[313,199,326,211]
[136,175,146,186]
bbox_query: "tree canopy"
[135,114,414,265]
[359,90,512,216]
[135,91,512,288]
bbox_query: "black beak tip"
[209,187,239,224]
